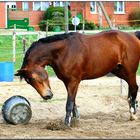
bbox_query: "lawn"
[137,65,140,75]
[0,31,140,77]
[0,34,55,76]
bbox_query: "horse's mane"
[21,32,79,69]
[38,32,78,43]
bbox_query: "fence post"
[22,36,26,55]
[46,21,48,36]
[64,1,69,33]
[37,31,41,40]
[120,79,123,94]
[12,24,16,62]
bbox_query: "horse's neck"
[38,41,66,67]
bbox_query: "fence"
[0,27,64,74]
[0,30,45,73]
[0,28,139,95]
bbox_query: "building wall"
[9,1,44,30]
[70,1,140,28]
[0,2,6,28]
[29,11,44,30]
[1,1,140,30]
[113,2,140,26]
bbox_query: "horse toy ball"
[1,95,32,125]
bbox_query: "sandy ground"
[0,76,140,139]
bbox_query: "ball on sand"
[1,95,32,125]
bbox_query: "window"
[41,2,49,11]
[54,1,64,7]
[22,2,29,11]
[114,1,125,14]
[6,2,16,10]
[90,2,97,13]
[33,2,50,11]
[33,2,41,11]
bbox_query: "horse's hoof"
[64,120,71,127]
[71,117,80,127]
[130,114,138,121]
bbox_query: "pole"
[12,24,16,62]
[22,36,26,55]
[74,22,77,32]
[64,1,69,33]
[97,1,113,29]
[98,5,102,29]
[46,21,48,36]
[120,79,123,94]
[82,8,85,33]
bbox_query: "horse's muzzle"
[43,89,53,100]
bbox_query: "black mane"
[38,32,78,43]
[21,32,79,69]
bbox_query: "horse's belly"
[83,60,117,79]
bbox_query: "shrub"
[69,19,96,30]
[85,20,96,30]
[38,20,47,31]
[39,6,96,31]
[128,8,140,27]
[43,6,71,20]
[39,6,71,31]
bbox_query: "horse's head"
[15,66,53,100]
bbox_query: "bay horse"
[15,30,140,126]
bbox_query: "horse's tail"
[135,31,140,40]
[135,31,140,61]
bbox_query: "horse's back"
[116,30,140,63]
[76,30,140,79]
[86,30,140,60]
[50,30,140,80]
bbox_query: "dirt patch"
[0,76,140,139]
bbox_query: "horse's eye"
[25,78,30,84]
[31,77,36,82]
[25,77,36,84]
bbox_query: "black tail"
[135,31,140,40]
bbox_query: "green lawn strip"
[0,31,140,76]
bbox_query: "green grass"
[0,32,140,77]
[0,34,56,76]
[137,65,140,75]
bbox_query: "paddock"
[0,76,140,139]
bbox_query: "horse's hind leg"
[127,74,138,120]
[112,66,138,120]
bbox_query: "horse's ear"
[14,69,26,76]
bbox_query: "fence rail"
[0,29,139,70]
[0,29,140,95]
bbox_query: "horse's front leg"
[65,96,74,126]
[64,80,80,126]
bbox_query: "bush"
[43,6,71,20]
[128,8,140,27]
[69,19,96,30]
[85,20,96,30]
[39,6,96,31]
[39,6,71,31]
[38,20,47,31]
